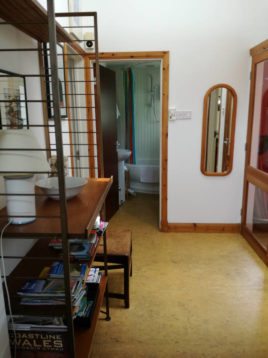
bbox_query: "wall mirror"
[201,83,237,176]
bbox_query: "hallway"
[92,194,268,357]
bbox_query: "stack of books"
[17,278,86,310]
[74,296,95,322]
[86,267,102,284]
[73,271,101,321]
[8,315,67,332]
[48,238,94,260]
[8,315,68,355]
[47,261,88,280]
[73,268,103,326]
[69,241,93,260]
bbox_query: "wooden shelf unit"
[4,178,112,312]
[0,1,107,357]
[2,178,112,357]
[0,179,112,237]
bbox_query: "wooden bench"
[95,230,132,308]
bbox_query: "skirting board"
[162,223,241,233]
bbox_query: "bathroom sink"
[117,148,131,162]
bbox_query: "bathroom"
[101,60,161,205]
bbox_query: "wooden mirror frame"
[200,83,237,176]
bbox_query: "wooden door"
[100,65,119,220]
[241,44,268,264]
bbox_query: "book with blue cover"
[48,239,94,259]
[18,278,77,297]
[18,280,47,295]
[48,261,64,277]
[43,278,78,296]
[70,241,93,260]
[48,261,88,279]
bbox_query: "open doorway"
[103,62,160,179]
[101,59,161,223]
[94,52,169,230]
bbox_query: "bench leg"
[124,258,130,308]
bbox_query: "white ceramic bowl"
[36,176,87,200]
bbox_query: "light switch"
[176,111,192,120]
[169,107,176,121]
[169,108,192,121]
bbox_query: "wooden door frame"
[87,51,169,231]
[241,40,268,264]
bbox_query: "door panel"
[100,65,119,220]
[242,49,268,264]
[249,60,268,172]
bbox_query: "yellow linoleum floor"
[91,194,268,358]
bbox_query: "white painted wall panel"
[81,0,268,223]
[0,24,44,356]
[0,23,45,147]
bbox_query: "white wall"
[38,0,68,12]
[0,23,46,145]
[0,24,44,357]
[80,0,268,223]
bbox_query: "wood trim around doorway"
[87,51,169,231]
